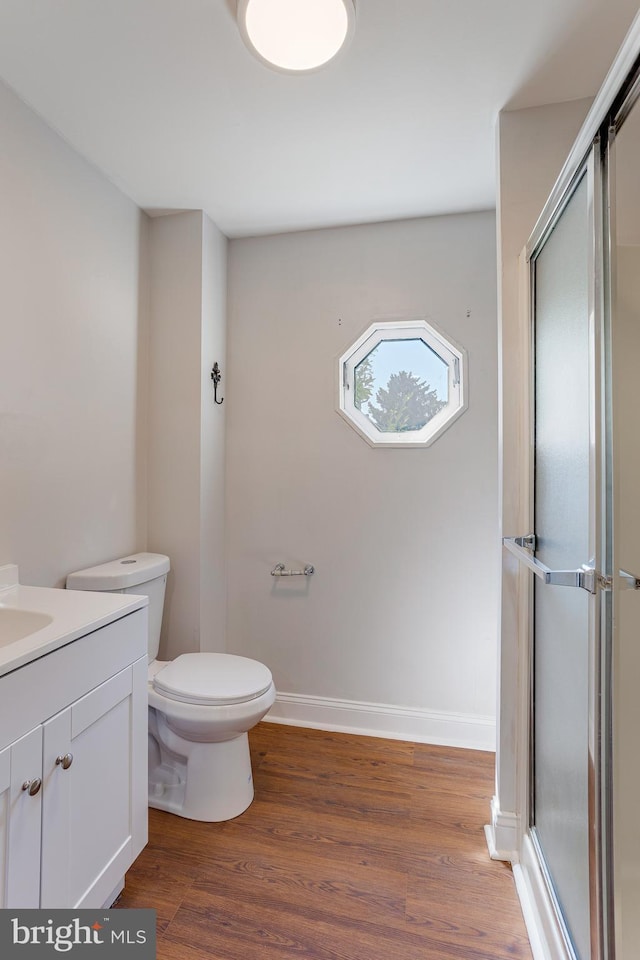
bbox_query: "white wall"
[612,244,640,960]
[147,211,227,660]
[0,77,227,655]
[200,216,228,654]
[226,213,498,746]
[0,79,149,587]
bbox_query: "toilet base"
[149,730,255,822]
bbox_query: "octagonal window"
[338,319,467,447]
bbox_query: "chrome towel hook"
[211,362,224,404]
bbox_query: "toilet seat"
[152,653,273,706]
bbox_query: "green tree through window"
[367,370,446,433]
[354,355,374,410]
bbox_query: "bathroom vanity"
[0,564,148,908]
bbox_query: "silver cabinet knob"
[22,778,42,796]
[55,753,73,770]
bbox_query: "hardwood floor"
[117,723,532,960]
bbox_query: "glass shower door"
[530,171,594,960]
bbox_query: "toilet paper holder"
[271,562,314,577]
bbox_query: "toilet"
[66,553,276,822]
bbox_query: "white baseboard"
[513,835,573,960]
[483,813,570,960]
[514,863,552,960]
[484,795,520,862]
[265,691,495,751]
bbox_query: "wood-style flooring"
[117,722,532,960]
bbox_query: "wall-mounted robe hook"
[211,362,224,404]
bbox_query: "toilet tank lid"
[66,553,170,591]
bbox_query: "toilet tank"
[66,553,170,662]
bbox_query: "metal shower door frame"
[516,142,611,960]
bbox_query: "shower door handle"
[619,569,640,590]
[503,536,597,594]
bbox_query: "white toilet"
[66,553,276,822]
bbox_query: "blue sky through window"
[357,338,448,415]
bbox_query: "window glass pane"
[354,338,448,433]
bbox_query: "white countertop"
[0,565,147,677]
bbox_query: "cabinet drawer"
[0,608,147,749]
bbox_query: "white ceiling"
[0,0,638,238]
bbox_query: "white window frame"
[337,318,467,448]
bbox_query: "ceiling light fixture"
[237,0,356,73]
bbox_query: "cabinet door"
[0,727,43,907]
[40,658,148,908]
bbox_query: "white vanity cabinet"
[0,606,148,909]
[0,726,42,906]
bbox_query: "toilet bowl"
[147,652,275,821]
[66,553,276,822]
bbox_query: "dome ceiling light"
[237,0,356,73]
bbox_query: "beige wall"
[0,79,149,587]
[147,211,227,660]
[226,213,499,732]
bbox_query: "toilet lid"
[152,653,273,706]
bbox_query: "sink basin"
[0,563,148,678]
[0,607,53,646]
